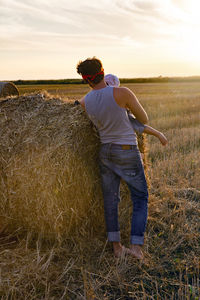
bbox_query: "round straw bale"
[0,92,149,241]
[0,82,19,98]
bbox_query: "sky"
[0,0,200,80]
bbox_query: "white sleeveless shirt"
[84,86,137,145]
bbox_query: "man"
[77,57,149,259]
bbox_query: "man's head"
[76,57,104,86]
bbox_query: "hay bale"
[0,82,19,98]
[0,92,149,241]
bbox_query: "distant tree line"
[13,79,84,85]
[120,76,200,83]
[13,76,200,85]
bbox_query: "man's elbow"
[142,114,149,124]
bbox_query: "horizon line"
[1,74,200,82]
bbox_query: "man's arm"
[80,97,86,110]
[113,87,148,124]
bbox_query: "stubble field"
[0,81,199,299]
[18,81,200,192]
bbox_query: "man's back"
[84,86,137,145]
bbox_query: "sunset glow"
[0,0,200,80]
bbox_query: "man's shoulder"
[113,86,131,102]
[113,87,131,108]
[80,89,95,108]
[114,86,131,96]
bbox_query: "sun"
[185,33,200,63]
[179,0,200,19]
[175,0,200,62]
[178,24,200,63]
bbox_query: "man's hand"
[74,98,86,110]
[74,100,80,105]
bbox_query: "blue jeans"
[99,143,148,245]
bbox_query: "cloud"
[0,0,199,79]
[1,0,199,41]
[0,0,136,52]
[0,0,83,33]
[0,1,187,52]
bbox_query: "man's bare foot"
[158,132,168,146]
[129,245,144,260]
[113,242,131,258]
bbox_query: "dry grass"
[0,83,199,299]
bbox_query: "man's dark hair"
[76,57,104,85]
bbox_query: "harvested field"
[0,82,199,299]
